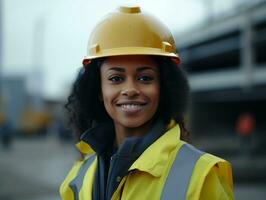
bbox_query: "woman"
[60,6,234,200]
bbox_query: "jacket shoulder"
[187,152,234,200]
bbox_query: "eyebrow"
[107,66,157,72]
[136,66,157,72]
[107,67,125,72]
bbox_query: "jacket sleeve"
[199,166,234,200]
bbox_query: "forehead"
[100,55,158,71]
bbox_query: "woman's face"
[100,55,160,129]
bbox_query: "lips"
[116,101,147,113]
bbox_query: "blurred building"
[0,75,53,137]
[0,75,27,129]
[175,2,266,152]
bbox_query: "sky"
[1,0,248,100]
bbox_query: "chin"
[118,117,153,129]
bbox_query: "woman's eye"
[138,76,154,82]
[108,76,123,83]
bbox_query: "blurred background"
[0,0,265,199]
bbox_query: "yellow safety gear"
[82,6,180,65]
[60,122,234,200]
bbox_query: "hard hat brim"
[82,47,180,66]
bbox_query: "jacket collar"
[128,120,181,177]
[75,119,165,155]
[76,120,181,178]
[76,121,115,155]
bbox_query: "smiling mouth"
[117,102,147,113]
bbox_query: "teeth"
[121,104,142,109]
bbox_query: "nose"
[121,81,140,97]
[121,88,140,97]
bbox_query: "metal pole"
[0,0,2,108]
[32,17,45,111]
[241,13,254,91]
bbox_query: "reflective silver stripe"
[69,154,96,200]
[161,143,204,200]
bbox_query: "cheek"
[101,91,115,117]
[144,84,160,105]
[101,85,118,112]
[102,89,113,106]
[101,80,112,101]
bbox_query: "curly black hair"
[65,56,190,142]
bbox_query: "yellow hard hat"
[83,5,180,65]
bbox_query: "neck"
[114,120,154,146]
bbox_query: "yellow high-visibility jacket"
[60,122,234,200]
